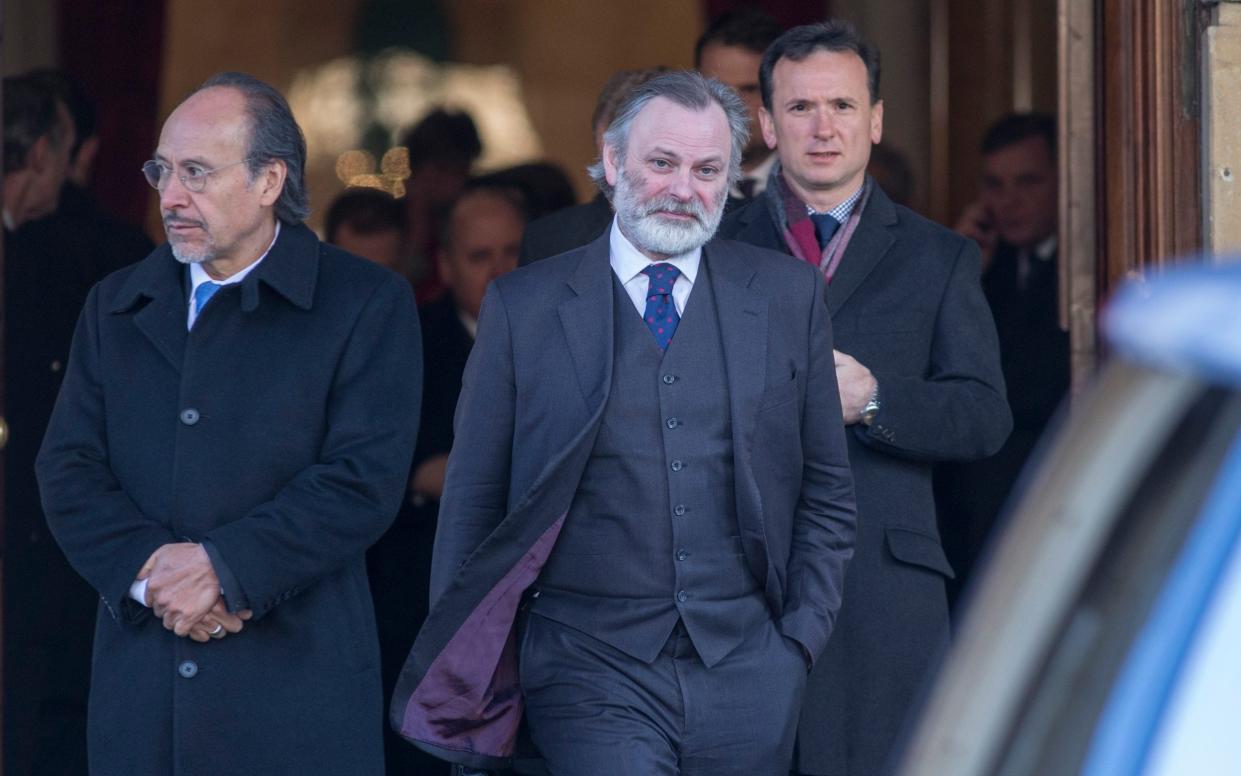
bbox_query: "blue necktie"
[810,213,840,249]
[641,263,681,351]
[194,281,222,314]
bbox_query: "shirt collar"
[457,307,478,339]
[1034,234,1058,260]
[808,182,865,224]
[189,221,281,294]
[608,217,701,286]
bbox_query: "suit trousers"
[519,612,807,776]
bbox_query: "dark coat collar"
[109,221,320,315]
[825,182,897,316]
[725,177,900,317]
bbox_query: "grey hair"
[587,70,749,200]
[192,72,310,224]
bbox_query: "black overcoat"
[718,182,1012,776]
[36,223,422,776]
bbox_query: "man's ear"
[759,108,778,150]
[71,135,101,186]
[602,141,620,187]
[436,248,454,290]
[25,135,52,173]
[257,159,288,207]
[870,100,884,145]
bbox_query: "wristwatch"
[860,384,881,426]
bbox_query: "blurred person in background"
[325,185,407,272]
[401,108,482,301]
[694,6,785,206]
[472,161,577,222]
[938,112,1066,602]
[368,181,525,776]
[867,141,915,209]
[3,69,97,776]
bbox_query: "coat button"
[178,660,198,679]
[666,418,679,429]
[180,408,200,426]
[676,590,689,603]
[662,374,676,385]
[673,504,686,516]
[670,459,683,472]
[676,549,688,561]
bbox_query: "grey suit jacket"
[391,230,857,770]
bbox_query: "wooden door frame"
[1058,0,1205,391]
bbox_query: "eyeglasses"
[141,159,249,193]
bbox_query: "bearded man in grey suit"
[390,70,857,776]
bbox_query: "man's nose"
[666,168,694,200]
[812,111,836,139]
[159,175,191,211]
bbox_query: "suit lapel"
[826,187,897,317]
[110,249,188,374]
[734,200,785,253]
[706,240,771,589]
[558,231,616,412]
[706,240,768,445]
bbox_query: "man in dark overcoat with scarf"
[717,22,1012,776]
[36,72,421,775]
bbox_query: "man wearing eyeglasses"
[36,72,422,776]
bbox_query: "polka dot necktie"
[194,281,223,314]
[641,263,681,351]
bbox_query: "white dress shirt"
[185,221,281,329]
[608,218,700,319]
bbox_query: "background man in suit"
[2,71,92,776]
[939,113,1067,599]
[36,72,421,775]
[2,74,74,231]
[325,185,407,272]
[694,7,784,205]
[717,22,1011,776]
[390,70,856,776]
[368,182,525,776]
[6,69,157,776]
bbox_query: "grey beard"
[613,169,726,257]
[170,243,213,265]
[165,218,215,264]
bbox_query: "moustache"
[163,215,205,230]
[639,197,707,225]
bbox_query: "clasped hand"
[833,349,877,425]
[140,543,252,642]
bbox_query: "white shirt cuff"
[129,578,150,607]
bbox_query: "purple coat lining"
[399,514,567,757]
